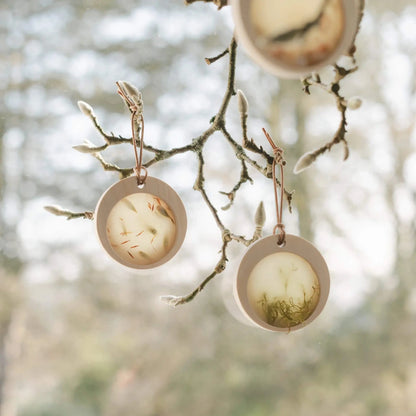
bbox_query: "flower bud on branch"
[77,101,96,119]
[347,96,362,110]
[254,201,266,228]
[117,80,143,116]
[72,139,106,154]
[293,151,318,174]
[44,205,94,220]
[237,89,248,116]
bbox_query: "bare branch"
[220,159,252,211]
[92,152,133,179]
[44,205,94,220]
[50,36,293,306]
[205,48,229,65]
[160,237,229,307]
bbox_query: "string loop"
[116,82,147,186]
[262,128,286,246]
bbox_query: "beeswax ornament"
[234,130,329,331]
[95,82,186,269]
[231,0,362,78]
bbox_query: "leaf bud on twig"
[72,139,105,154]
[77,101,96,119]
[254,201,266,228]
[160,295,182,307]
[117,80,143,115]
[293,151,317,174]
[44,205,65,215]
[237,89,248,116]
[347,96,362,110]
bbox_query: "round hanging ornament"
[231,0,362,78]
[95,82,187,269]
[234,129,330,332]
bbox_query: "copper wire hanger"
[262,128,286,246]
[116,81,148,186]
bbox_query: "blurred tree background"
[1,0,416,415]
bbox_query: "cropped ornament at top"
[231,0,362,78]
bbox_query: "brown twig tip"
[205,48,230,65]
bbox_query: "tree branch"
[47,36,288,305]
[294,63,359,173]
[44,205,94,220]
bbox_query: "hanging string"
[116,81,147,186]
[262,128,286,246]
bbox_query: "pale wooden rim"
[231,0,361,78]
[95,176,187,270]
[234,234,330,332]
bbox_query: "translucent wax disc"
[231,0,362,78]
[95,176,187,269]
[250,0,345,68]
[247,252,320,328]
[234,234,330,332]
[106,193,177,266]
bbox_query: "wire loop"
[262,128,286,246]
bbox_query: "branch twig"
[48,37,289,306]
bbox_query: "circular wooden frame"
[234,234,330,332]
[95,176,187,270]
[230,0,361,78]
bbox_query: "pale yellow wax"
[250,0,326,39]
[106,193,176,266]
[247,252,320,328]
[250,0,344,67]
